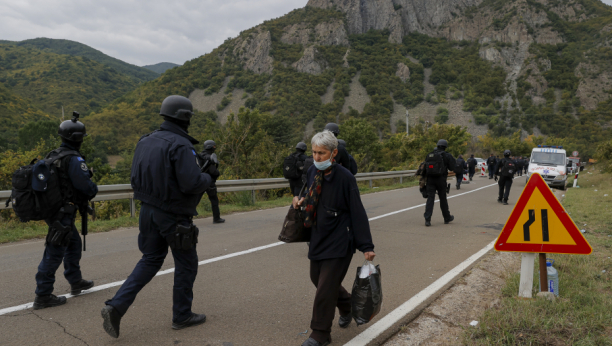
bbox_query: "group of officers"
[29,94,526,340]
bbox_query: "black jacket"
[303,164,374,261]
[486,156,496,166]
[455,158,467,174]
[494,157,515,177]
[467,157,477,169]
[131,121,212,216]
[335,143,352,173]
[199,149,220,181]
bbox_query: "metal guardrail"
[0,170,417,216]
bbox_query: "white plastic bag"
[359,261,377,279]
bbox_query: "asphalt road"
[0,176,525,346]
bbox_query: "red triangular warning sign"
[495,173,592,255]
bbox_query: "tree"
[18,119,60,150]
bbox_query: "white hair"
[311,130,338,152]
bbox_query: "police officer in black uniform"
[454,155,467,190]
[101,95,212,338]
[288,142,308,196]
[486,154,496,179]
[33,114,98,310]
[423,139,456,227]
[467,154,477,181]
[324,123,355,175]
[516,156,524,177]
[198,140,224,223]
[494,150,514,205]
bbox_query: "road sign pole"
[519,253,536,298]
[539,253,548,292]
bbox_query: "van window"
[531,152,565,165]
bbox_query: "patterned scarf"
[303,163,334,228]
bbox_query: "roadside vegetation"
[463,167,612,345]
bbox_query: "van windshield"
[531,152,565,166]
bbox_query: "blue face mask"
[314,158,332,171]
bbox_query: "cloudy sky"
[1,0,611,67]
[0,0,307,66]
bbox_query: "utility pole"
[405,109,409,135]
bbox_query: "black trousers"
[424,176,451,221]
[106,204,198,323]
[488,165,495,178]
[289,178,303,197]
[207,184,221,220]
[456,173,463,188]
[309,252,353,343]
[498,176,513,201]
[468,168,475,179]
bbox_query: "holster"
[47,221,72,247]
[167,224,199,251]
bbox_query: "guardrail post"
[369,179,373,189]
[130,198,135,218]
[400,176,403,184]
[252,190,256,205]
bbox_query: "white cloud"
[603,0,612,5]
[0,0,307,66]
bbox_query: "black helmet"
[437,139,448,149]
[58,111,87,142]
[324,123,340,136]
[337,139,346,147]
[160,95,194,122]
[204,140,217,151]
[504,150,511,157]
[296,142,307,151]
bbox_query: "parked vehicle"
[527,146,569,190]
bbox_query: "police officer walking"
[324,123,356,175]
[454,155,467,190]
[199,140,224,223]
[494,150,515,205]
[286,142,308,196]
[423,140,456,226]
[516,157,524,177]
[486,154,496,179]
[33,114,98,309]
[101,95,212,338]
[467,154,477,181]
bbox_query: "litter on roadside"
[581,230,586,233]
[469,321,479,326]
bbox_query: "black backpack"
[501,160,516,178]
[8,150,79,222]
[425,150,446,177]
[348,154,358,175]
[301,157,314,184]
[283,153,302,179]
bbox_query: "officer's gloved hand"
[494,175,499,182]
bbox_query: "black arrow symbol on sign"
[524,210,535,242]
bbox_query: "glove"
[494,175,498,182]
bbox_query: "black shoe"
[503,200,509,205]
[70,279,94,295]
[302,338,330,346]
[444,216,455,224]
[425,220,431,227]
[339,313,352,328]
[101,305,121,338]
[456,185,460,190]
[213,218,225,224]
[33,294,67,310]
[172,313,207,330]
[497,198,502,203]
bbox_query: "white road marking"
[0,180,501,316]
[344,240,496,346]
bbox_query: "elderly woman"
[293,130,376,346]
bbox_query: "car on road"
[527,146,569,190]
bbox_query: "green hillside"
[6,38,159,83]
[0,44,142,118]
[142,62,180,74]
[0,82,50,150]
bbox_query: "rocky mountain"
[142,62,180,74]
[85,0,612,153]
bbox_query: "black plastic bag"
[351,261,383,326]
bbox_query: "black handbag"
[278,184,311,243]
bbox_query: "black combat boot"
[425,220,431,227]
[172,313,207,330]
[71,279,94,295]
[33,294,67,310]
[444,215,455,224]
[213,218,225,224]
[497,198,503,203]
[101,305,122,338]
[503,200,509,205]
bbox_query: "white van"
[527,146,569,190]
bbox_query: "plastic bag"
[351,261,383,326]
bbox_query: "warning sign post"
[494,173,592,298]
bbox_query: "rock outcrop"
[307,0,480,42]
[233,29,274,74]
[281,19,349,46]
[396,63,411,83]
[293,46,326,75]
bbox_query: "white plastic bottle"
[539,259,559,296]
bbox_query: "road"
[0,176,525,346]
